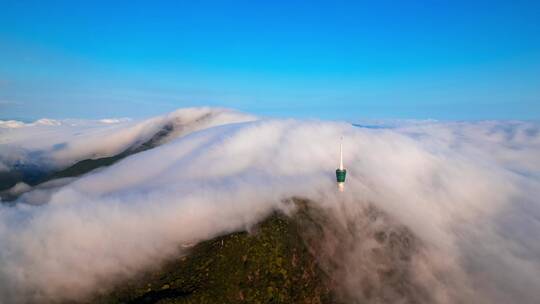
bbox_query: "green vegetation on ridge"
[94,211,334,304]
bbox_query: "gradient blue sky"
[1,0,539,121]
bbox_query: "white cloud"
[0,109,539,303]
[0,107,256,171]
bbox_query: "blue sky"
[0,0,539,121]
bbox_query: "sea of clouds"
[0,107,539,303]
[0,107,256,173]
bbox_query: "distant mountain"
[1,107,256,199]
[0,123,172,200]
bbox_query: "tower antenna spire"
[339,136,344,170]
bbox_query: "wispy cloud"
[0,100,21,106]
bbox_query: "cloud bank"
[0,108,539,303]
[0,107,256,173]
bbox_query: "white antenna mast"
[339,136,344,170]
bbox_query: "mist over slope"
[0,108,539,303]
[0,108,256,190]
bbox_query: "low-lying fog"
[1,108,539,303]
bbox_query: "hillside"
[89,199,421,304]
[93,210,334,304]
